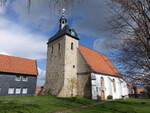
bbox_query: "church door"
[101,90,105,100]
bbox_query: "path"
[51,100,112,113]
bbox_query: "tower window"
[58,43,60,51]
[73,65,75,68]
[51,46,53,53]
[71,42,73,50]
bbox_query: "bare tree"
[0,0,86,11]
[66,78,79,97]
[105,0,150,97]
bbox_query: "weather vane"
[61,8,66,16]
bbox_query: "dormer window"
[71,42,73,50]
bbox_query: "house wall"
[91,73,128,100]
[0,73,37,96]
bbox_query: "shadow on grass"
[99,100,150,113]
[112,100,150,106]
[0,100,40,113]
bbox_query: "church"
[43,14,129,100]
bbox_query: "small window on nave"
[100,77,104,88]
[113,79,116,92]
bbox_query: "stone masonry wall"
[59,35,79,97]
[77,50,92,98]
[44,37,65,96]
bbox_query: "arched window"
[113,79,116,92]
[58,43,60,51]
[101,77,104,89]
[71,42,73,50]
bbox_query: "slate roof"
[48,25,79,44]
[0,54,38,76]
[79,45,122,78]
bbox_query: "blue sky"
[0,0,121,86]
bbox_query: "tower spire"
[60,8,67,30]
[62,8,66,16]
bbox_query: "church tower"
[44,11,79,97]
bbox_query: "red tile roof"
[79,45,122,78]
[0,54,38,76]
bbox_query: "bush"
[97,96,102,101]
[107,95,113,99]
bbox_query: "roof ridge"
[0,54,36,61]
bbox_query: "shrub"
[97,95,102,101]
[107,95,113,99]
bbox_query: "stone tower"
[44,15,79,97]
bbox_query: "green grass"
[0,96,95,113]
[70,98,150,113]
[0,97,150,113]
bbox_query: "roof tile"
[79,45,122,78]
[0,54,38,75]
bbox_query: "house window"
[22,76,28,81]
[113,79,116,92]
[71,42,73,50]
[15,75,21,81]
[8,88,14,94]
[22,88,28,94]
[15,88,21,94]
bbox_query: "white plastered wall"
[91,73,129,100]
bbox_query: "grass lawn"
[0,97,150,113]
[0,96,95,113]
[71,98,150,113]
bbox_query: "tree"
[0,0,86,11]
[105,0,150,97]
[66,77,79,97]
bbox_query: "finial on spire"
[60,8,67,30]
[61,8,66,16]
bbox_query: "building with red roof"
[0,54,38,96]
[43,14,128,100]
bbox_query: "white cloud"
[0,16,47,59]
[93,37,123,52]
[11,0,57,32]
[37,67,46,86]
[0,7,6,14]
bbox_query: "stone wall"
[44,36,66,96]
[60,35,79,97]
[77,50,92,98]
[44,35,79,97]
